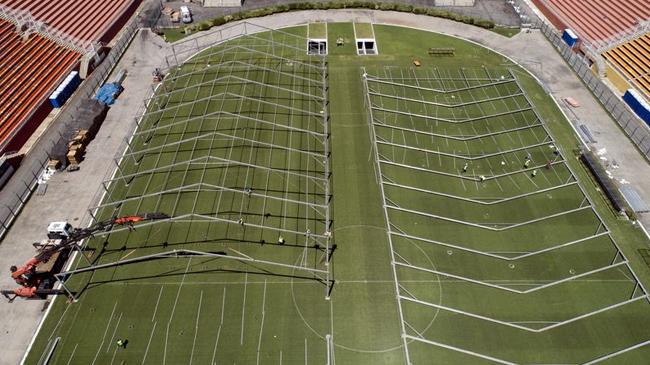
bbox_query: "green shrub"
[395,4,413,12]
[413,7,428,15]
[474,19,495,29]
[211,17,227,26]
[197,21,211,31]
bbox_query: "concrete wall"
[203,0,242,7]
[435,0,475,6]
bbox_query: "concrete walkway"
[177,9,650,230]
[0,29,169,365]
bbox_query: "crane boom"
[2,212,169,302]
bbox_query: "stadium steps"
[603,34,650,97]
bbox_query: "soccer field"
[26,22,650,364]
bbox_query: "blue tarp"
[95,83,123,105]
[623,89,650,126]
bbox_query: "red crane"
[2,213,168,302]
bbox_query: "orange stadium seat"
[539,0,650,43]
[0,0,142,152]
[604,35,650,98]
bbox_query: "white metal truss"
[65,25,335,306]
[362,66,650,364]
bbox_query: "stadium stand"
[0,0,141,43]
[0,19,79,153]
[0,0,141,154]
[532,0,650,44]
[603,34,650,98]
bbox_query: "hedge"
[184,1,496,34]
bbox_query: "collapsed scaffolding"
[362,66,650,364]
[55,23,335,301]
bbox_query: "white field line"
[241,272,248,345]
[65,344,78,365]
[362,69,412,364]
[400,294,648,333]
[376,137,549,160]
[91,301,118,365]
[404,335,516,365]
[386,204,592,231]
[106,312,123,353]
[366,76,514,94]
[109,346,118,365]
[210,287,227,365]
[382,173,578,204]
[163,259,192,365]
[256,280,268,365]
[141,321,157,365]
[582,338,650,364]
[390,230,611,261]
[189,290,204,365]
[152,286,164,321]
[394,260,629,294]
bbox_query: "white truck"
[180,6,192,24]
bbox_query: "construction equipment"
[1,213,169,302]
[152,68,164,83]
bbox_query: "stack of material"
[66,130,89,165]
[52,98,108,164]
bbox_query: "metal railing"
[539,21,650,161]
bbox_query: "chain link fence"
[0,3,162,241]
[539,21,650,161]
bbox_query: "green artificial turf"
[308,22,328,40]
[25,23,650,365]
[490,26,521,38]
[353,23,374,39]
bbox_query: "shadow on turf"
[97,236,330,257]
[75,258,331,298]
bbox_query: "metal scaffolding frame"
[62,25,334,303]
[362,66,650,364]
